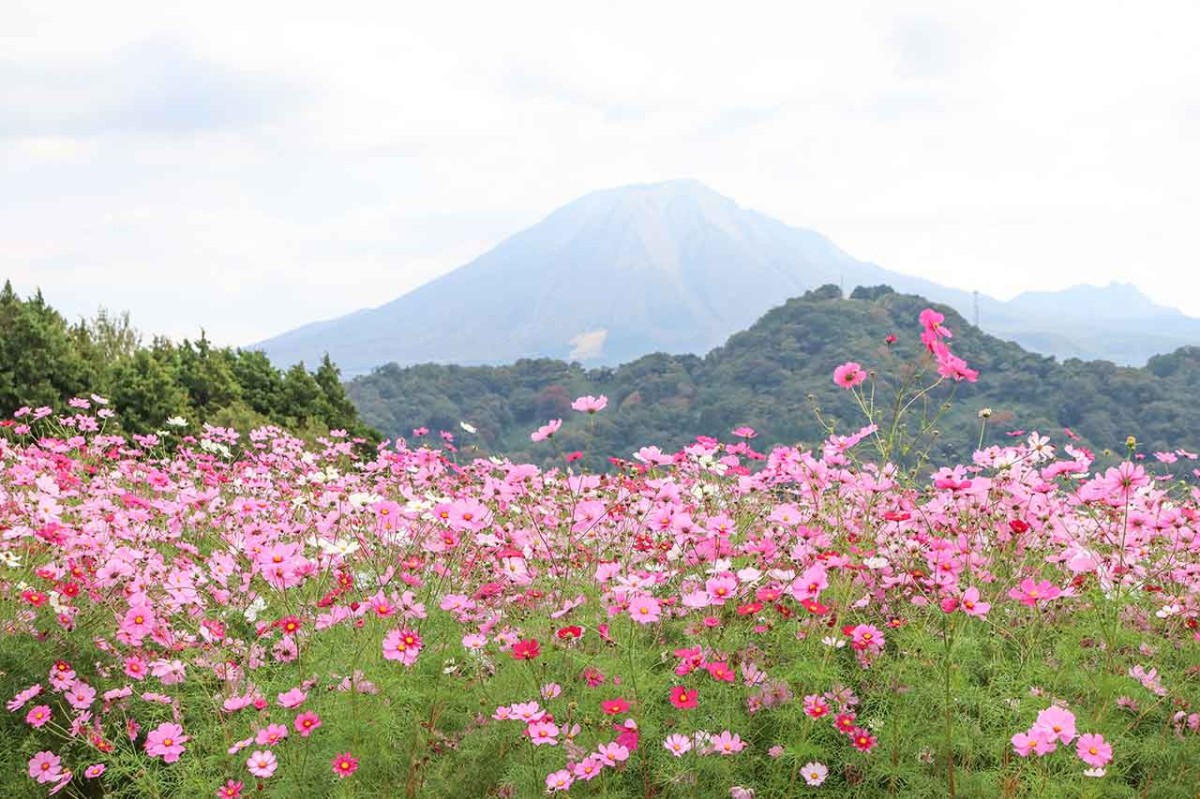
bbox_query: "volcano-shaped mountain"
[254,180,1200,373]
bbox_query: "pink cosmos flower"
[597,742,630,766]
[120,605,156,643]
[25,705,52,728]
[1076,733,1112,768]
[530,419,562,442]
[382,628,423,666]
[1011,730,1039,757]
[848,624,886,653]
[510,701,545,722]
[276,688,307,708]
[145,722,189,763]
[8,683,42,711]
[627,595,661,624]
[601,698,630,715]
[571,395,608,413]
[66,681,96,710]
[331,752,359,778]
[84,764,105,779]
[706,661,736,683]
[527,720,559,746]
[833,362,867,389]
[546,769,574,791]
[572,756,606,780]
[255,724,288,746]
[246,750,277,779]
[710,730,746,755]
[29,752,62,784]
[1033,706,1077,744]
[1008,578,1062,607]
[802,762,829,786]
[663,733,693,757]
[960,586,991,618]
[124,656,147,680]
[216,780,244,798]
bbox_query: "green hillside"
[347,285,1200,466]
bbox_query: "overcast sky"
[4,1,1199,346]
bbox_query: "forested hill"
[0,282,375,441]
[347,285,1200,466]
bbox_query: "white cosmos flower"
[243,596,267,623]
[459,422,477,434]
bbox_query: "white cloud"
[3,0,1199,345]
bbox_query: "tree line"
[0,282,375,441]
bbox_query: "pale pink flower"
[530,419,562,442]
[246,750,278,779]
[545,769,574,792]
[663,733,693,757]
[802,761,829,786]
[571,395,608,413]
[710,730,746,755]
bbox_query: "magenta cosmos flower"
[833,361,867,388]
[294,710,322,737]
[669,685,698,710]
[331,752,359,779]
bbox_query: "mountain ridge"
[255,180,1199,372]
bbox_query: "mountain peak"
[254,183,1200,374]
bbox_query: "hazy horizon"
[5,1,1199,345]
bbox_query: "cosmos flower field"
[2,312,1199,798]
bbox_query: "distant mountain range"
[255,180,1199,372]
